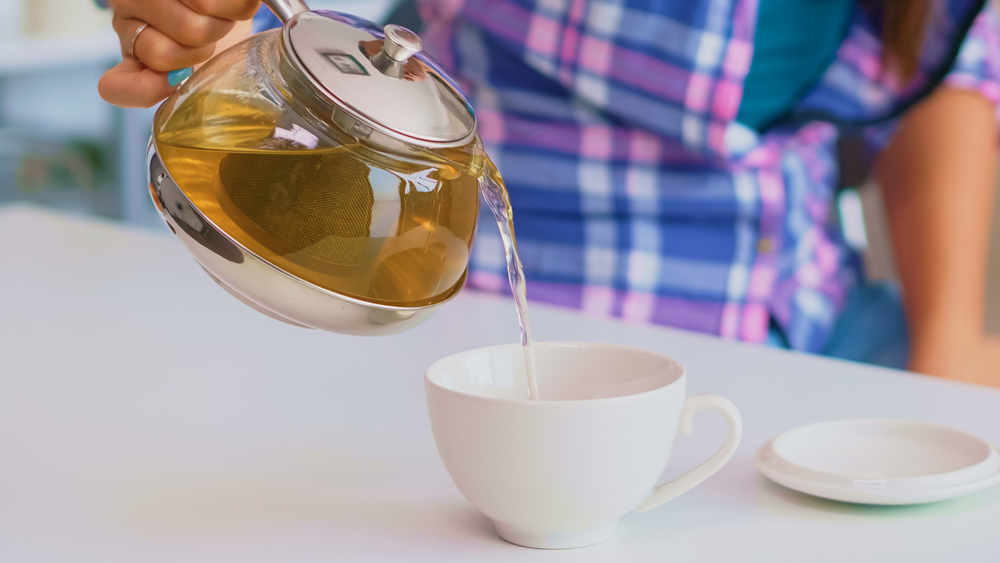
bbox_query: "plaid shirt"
[257,1,1000,352]
[412,0,1000,352]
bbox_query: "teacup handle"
[634,394,743,513]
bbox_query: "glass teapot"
[148,0,488,335]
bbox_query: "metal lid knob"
[282,11,477,147]
[381,25,423,63]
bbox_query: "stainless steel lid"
[275,7,477,148]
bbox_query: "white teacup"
[425,342,742,549]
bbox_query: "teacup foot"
[493,520,617,549]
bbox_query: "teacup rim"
[424,341,688,406]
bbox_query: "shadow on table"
[756,476,1000,520]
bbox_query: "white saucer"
[756,419,1000,505]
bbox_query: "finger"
[178,0,262,22]
[209,19,256,59]
[112,0,235,48]
[115,15,215,72]
[109,0,261,26]
[98,58,174,108]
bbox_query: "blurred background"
[0,0,997,335]
[0,0,407,226]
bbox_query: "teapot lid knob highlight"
[381,25,423,63]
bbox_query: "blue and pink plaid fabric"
[256,1,1000,352]
[409,0,1000,352]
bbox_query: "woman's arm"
[875,87,1000,386]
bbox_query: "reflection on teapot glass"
[157,89,482,308]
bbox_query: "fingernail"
[167,67,193,88]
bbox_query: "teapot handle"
[263,0,311,23]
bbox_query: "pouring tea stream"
[148,0,540,399]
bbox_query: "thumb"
[98,58,175,109]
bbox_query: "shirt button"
[757,238,773,253]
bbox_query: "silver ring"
[129,22,149,61]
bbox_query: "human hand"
[98,0,261,108]
[909,335,1000,389]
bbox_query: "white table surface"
[1,204,999,562]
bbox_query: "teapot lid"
[282,10,477,148]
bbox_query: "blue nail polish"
[167,67,193,88]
